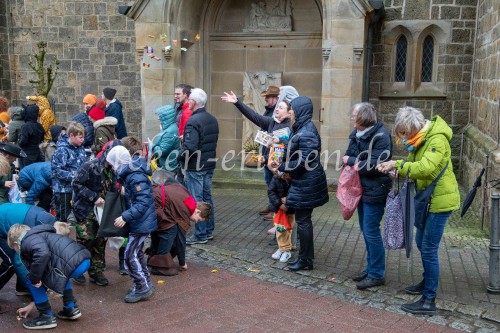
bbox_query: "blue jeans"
[415,211,452,299]
[185,170,215,240]
[26,259,90,305]
[357,200,385,280]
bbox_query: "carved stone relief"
[242,71,282,150]
[243,0,293,32]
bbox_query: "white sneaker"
[271,249,283,260]
[279,251,292,263]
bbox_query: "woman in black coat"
[342,103,392,290]
[278,96,329,271]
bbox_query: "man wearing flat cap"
[102,87,127,139]
[0,143,26,204]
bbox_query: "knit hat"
[82,94,97,105]
[95,99,107,110]
[183,196,197,215]
[88,106,105,121]
[103,87,117,100]
[106,146,131,173]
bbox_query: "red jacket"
[178,103,193,137]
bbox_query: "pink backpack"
[336,165,362,220]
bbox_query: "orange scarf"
[402,121,431,151]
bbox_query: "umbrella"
[461,168,485,217]
[399,177,415,259]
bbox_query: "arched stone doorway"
[128,0,375,176]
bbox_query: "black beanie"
[103,87,117,100]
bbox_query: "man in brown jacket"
[147,170,210,276]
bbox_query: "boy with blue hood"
[106,145,156,303]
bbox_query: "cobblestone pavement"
[184,188,500,332]
[0,188,499,332]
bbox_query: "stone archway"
[128,0,375,177]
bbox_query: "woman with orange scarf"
[377,107,460,316]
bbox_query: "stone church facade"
[0,0,498,215]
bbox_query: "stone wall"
[461,0,500,219]
[370,0,477,160]
[0,0,11,99]
[5,1,141,135]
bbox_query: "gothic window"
[421,35,434,82]
[395,36,407,82]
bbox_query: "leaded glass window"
[395,36,407,82]
[421,35,434,82]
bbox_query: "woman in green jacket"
[377,106,460,316]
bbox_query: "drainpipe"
[363,1,385,102]
[488,191,500,294]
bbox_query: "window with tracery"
[395,35,407,82]
[421,35,434,82]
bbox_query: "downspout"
[363,1,385,102]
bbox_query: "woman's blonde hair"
[394,106,425,138]
[7,224,30,249]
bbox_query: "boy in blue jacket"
[17,161,52,211]
[106,145,156,303]
[51,122,87,222]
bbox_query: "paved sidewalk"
[0,188,499,332]
[1,253,460,333]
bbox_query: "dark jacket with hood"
[267,175,294,213]
[345,121,392,205]
[72,112,94,148]
[20,224,91,295]
[92,116,117,155]
[178,107,219,172]
[51,133,87,193]
[18,105,45,158]
[7,106,25,143]
[117,158,157,234]
[278,96,329,209]
[233,100,290,162]
[17,162,52,205]
[105,99,127,139]
[71,153,108,222]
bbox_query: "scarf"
[402,120,431,151]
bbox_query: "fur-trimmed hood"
[93,116,117,128]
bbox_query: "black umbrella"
[399,177,415,259]
[461,168,485,217]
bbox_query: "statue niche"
[244,0,293,32]
[241,71,282,159]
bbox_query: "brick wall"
[5,1,141,135]
[370,0,477,159]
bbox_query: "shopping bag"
[96,191,129,238]
[383,180,404,249]
[273,209,292,231]
[94,204,124,250]
[336,165,362,220]
[8,175,22,203]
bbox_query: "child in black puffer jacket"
[7,224,90,330]
[267,172,296,263]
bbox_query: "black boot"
[404,280,425,295]
[23,301,57,329]
[401,296,436,315]
[287,258,313,271]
